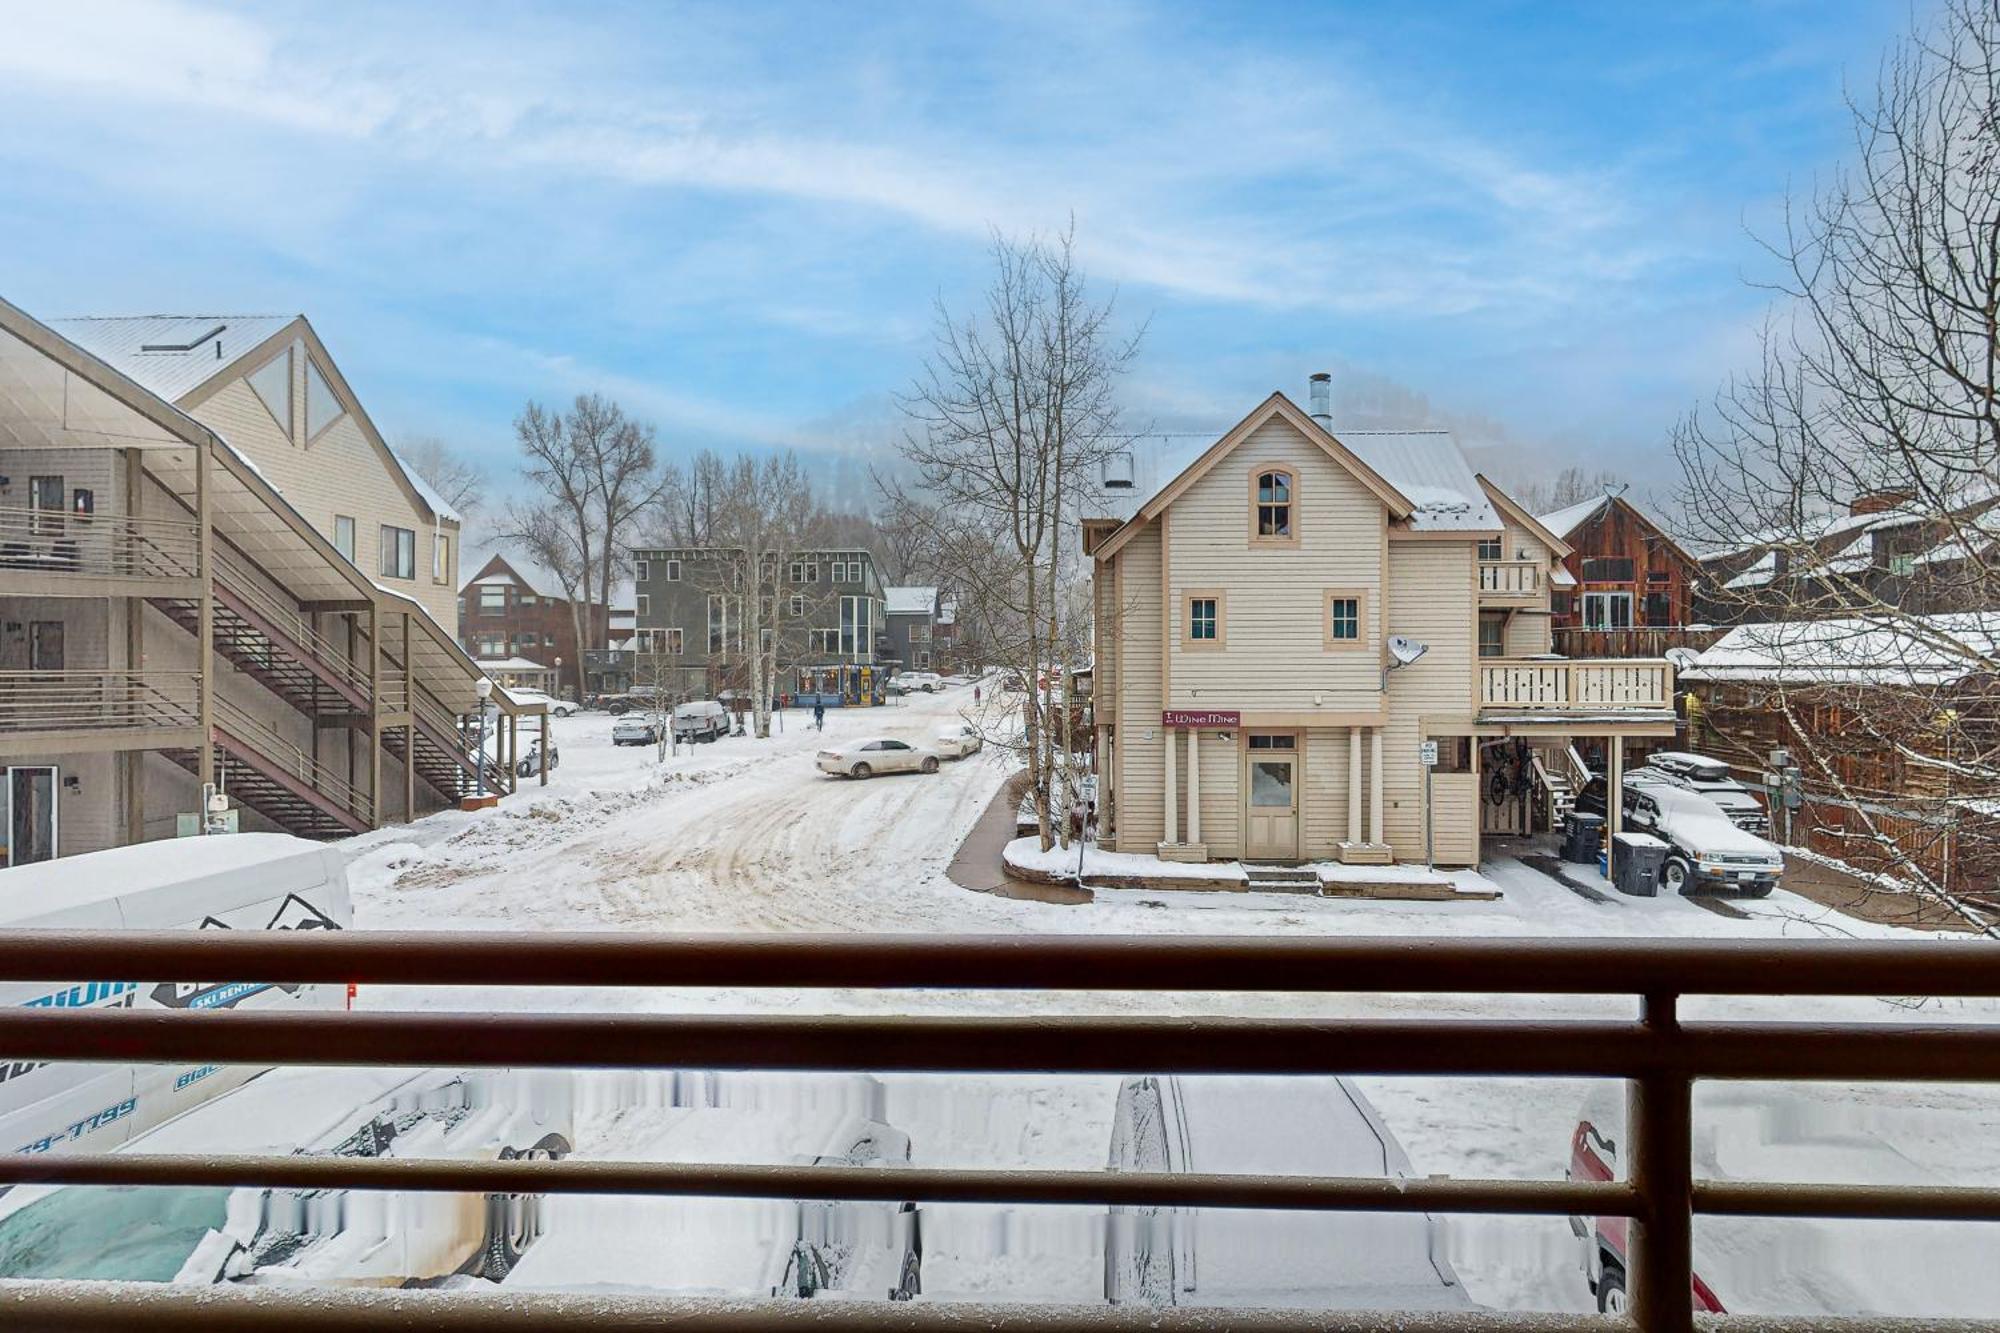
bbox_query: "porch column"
[1347,727,1363,843]
[1164,725,1179,844]
[1369,727,1385,846]
[1186,728,1201,844]
[1608,734,1624,880]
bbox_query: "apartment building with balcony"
[628,546,892,701]
[1085,380,1678,868]
[0,297,524,866]
[457,551,628,701]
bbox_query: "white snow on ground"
[315,679,2000,1316]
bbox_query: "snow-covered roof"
[1681,612,2000,687]
[461,548,632,606]
[884,585,938,616]
[49,315,294,402]
[1723,550,1778,590]
[388,449,462,524]
[476,656,551,672]
[1551,565,1577,588]
[1338,430,1499,531]
[1535,496,1610,538]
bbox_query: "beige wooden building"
[1086,382,1677,869]
[0,296,529,866]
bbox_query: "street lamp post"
[474,677,494,798]
[554,655,564,704]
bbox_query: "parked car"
[816,738,940,779]
[1570,767,1675,820]
[612,716,661,746]
[673,699,731,743]
[1641,751,1771,834]
[515,736,559,776]
[1105,1075,1473,1310]
[890,671,943,694]
[603,689,665,716]
[1000,671,1026,693]
[933,722,983,758]
[1624,783,1785,896]
[1568,1081,2000,1317]
[505,1109,920,1301]
[0,1068,574,1288]
[503,687,577,718]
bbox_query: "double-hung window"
[1477,537,1503,562]
[380,525,416,580]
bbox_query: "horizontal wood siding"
[1167,417,1383,711]
[1302,727,1356,858]
[1116,525,1164,847]
[196,367,458,629]
[1194,731,1239,858]
[1383,542,1477,860]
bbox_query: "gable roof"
[1536,495,1610,539]
[50,315,295,402]
[1537,492,1702,569]
[1097,393,1418,560]
[463,548,633,607]
[884,585,939,616]
[1478,476,1572,557]
[50,312,454,528]
[1339,430,1499,531]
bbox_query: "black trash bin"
[1612,831,1669,897]
[1563,812,1605,864]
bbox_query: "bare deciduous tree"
[1519,466,1627,517]
[396,435,488,521]
[895,226,1140,851]
[505,395,666,690]
[1671,0,2000,932]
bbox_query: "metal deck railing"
[0,933,1995,1332]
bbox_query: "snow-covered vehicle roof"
[1107,1075,1473,1310]
[1640,786,1779,857]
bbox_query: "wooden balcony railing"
[0,932,1995,1331]
[1479,658,1674,713]
[1552,626,1726,660]
[0,504,199,580]
[0,669,201,735]
[1477,560,1543,599]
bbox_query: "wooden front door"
[1245,735,1299,860]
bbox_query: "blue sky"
[0,0,1912,499]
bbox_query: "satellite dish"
[1387,635,1430,667]
[1664,646,1699,670]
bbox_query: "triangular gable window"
[247,348,293,437]
[305,357,345,440]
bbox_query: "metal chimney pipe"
[1308,372,1332,429]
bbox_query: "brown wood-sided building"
[1535,494,1710,659]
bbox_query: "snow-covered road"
[324,682,2000,1316]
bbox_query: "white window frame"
[1581,591,1633,630]
[665,559,682,582]
[334,515,356,562]
[635,559,650,582]
[637,594,651,618]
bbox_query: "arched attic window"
[1250,465,1297,545]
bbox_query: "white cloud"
[0,0,1656,317]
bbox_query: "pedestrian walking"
[973,684,982,706]
[813,700,826,732]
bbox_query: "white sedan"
[503,687,577,717]
[933,723,983,758]
[816,738,940,779]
